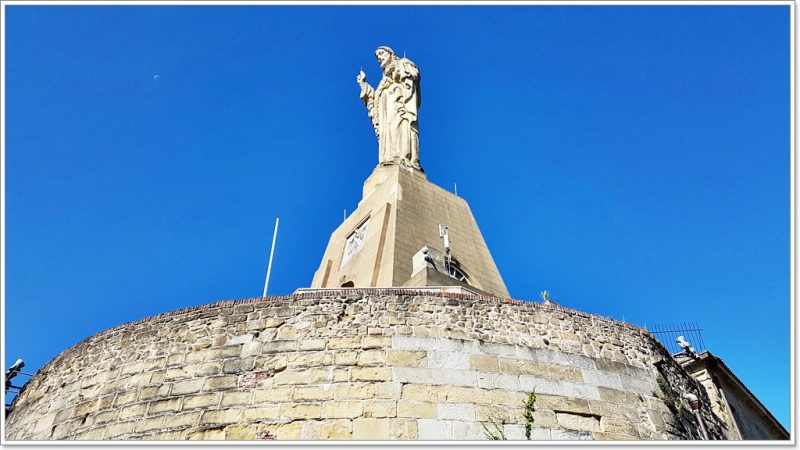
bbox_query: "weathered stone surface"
[551,429,595,440]
[243,406,280,421]
[388,350,427,367]
[597,386,643,405]
[397,400,437,419]
[351,367,392,382]
[6,293,720,442]
[282,403,321,419]
[417,419,453,440]
[335,383,375,400]
[581,369,622,389]
[600,416,640,437]
[499,358,583,382]
[535,395,590,415]
[224,425,256,440]
[437,403,475,421]
[254,421,301,440]
[352,418,390,440]
[305,419,352,440]
[470,355,500,372]
[363,400,396,418]
[390,418,418,439]
[556,412,601,432]
[321,401,363,419]
[293,386,334,402]
[477,372,521,391]
[519,376,600,400]
[148,398,182,414]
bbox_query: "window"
[447,264,468,284]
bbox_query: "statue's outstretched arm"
[357,70,379,136]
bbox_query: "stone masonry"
[5,289,726,441]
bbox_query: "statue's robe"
[360,58,421,170]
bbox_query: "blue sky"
[4,5,791,429]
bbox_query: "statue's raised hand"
[356,69,367,84]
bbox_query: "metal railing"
[646,322,706,355]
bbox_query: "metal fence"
[646,322,706,355]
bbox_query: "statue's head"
[375,46,397,69]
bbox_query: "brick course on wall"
[5,289,726,441]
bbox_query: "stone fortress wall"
[6,289,726,441]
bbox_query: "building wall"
[311,165,509,297]
[6,290,724,441]
[684,356,788,440]
[690,368,740,439]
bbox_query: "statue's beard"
[379,57,395,72]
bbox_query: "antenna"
[262,217,280,297]
[454,183,458,196]
[439,224,452,270]
[344,209,347,221]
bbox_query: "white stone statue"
[357,46,422,170]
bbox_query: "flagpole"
[263,217,279,297]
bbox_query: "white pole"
[263,217,279,297]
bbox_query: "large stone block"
[148,398,182,414]
[254,421,302,440]
[351,367,392,382]
[282,403,322,420]
[287,352,333,367]
[519,376,600,400]
[243,406,281,421]
[293,386,334,401]
[200,409,241,425]
[203,376,238,391]
[504,425,552,440]
[417,419,454,440]
[171,379,205,396]
[362,336,391,349]
[254,387,292,404]
[535,394,590,415]
[437,403,475,421]
[597,386,643,405]
[220,391,253,407]
[397,400,437,419]
[427,351,470,370]
[374,382,402,399]
[356,350,387,366]
[183,393,221,409]
[224,424,256,440]
[335,383,375,400]
[551,429,595,440]
[321,401,363,419]
[556,412,601,432]
[499,358,583,382]
[392,336,439,351]
[600,416,640,437]
[352,418,390,440]
[363,400,397,418]
[477,372,521,391]
[517,347,595,370]
[581,369,622,389]
[389,418,418,440]
[304,419,352,440]
[388,350,427,367]
[470,355,500,372]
